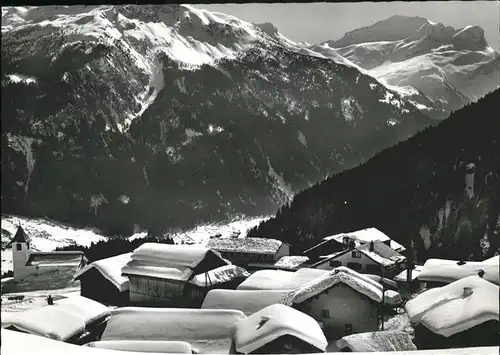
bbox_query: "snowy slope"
[2,6,434,235]
[316,15,500,118]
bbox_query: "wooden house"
[230,304,328,354]
[405,275,499,349]
[121,243,231,307]
[73,253,132,306]
[312,241,406,278]
[206,237,290,267]
[281,267,384,339]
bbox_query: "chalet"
[121,243,231,307]
[73,253,133,306]
[417,257,500,288]
[281,267,384,338]
[336,330,417,352]
[2,296,110,344]
[312,241,406,278]
[202,289,290,316]
[405,276,499,349]
[100,307,247,354]
[206,237,290,266]
[303,228,406,262]
[6,226,86,281]
[237,268,328,291]
[230,304,328,354]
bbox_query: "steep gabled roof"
[281,266,384,306]
[324,228,406,252]
[207,237,284,255]
[74,253,133,292]
[6,226,31,247]
[357,241,406,267]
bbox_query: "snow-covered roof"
[405,276,499,337]
[2,328,500,355]
[85,340,193,353]
[281,266,384,306]
[233,304,328,354]
[189,265,250,287]
[384,290,403,306]
[357,241,406,267]
[129,243,216,268]
[206,237,284,254]
[121,259,193,281]
[274,255,309,268]
[25,251,84,267]
[2,296,110,341]
[74,253,132,292]
[101,307,246,353]
[394,265,423,282]
[201,289,289,315]
[417,258,499,285]
[336,331,417,352]
[237,268,328,290]
[323,228,406,252]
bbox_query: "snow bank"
[418,258,499,285]
[86,340,193,353]
[190,265,250,287]
[233,304,328,354]
[405,275,499,337]
[201,289,289,315]
[281,266,383,306]
[237,268,328,290]
[2,328,499,355]
[74,253,132,292]
[1,296,110,341]
[323,228,405,252]
[121,259,193,281]
[336,331,417,352]
[206,237,283,254]
[101,307,246,353]
[274,255,309,268]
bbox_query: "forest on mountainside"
[249,89,500,261]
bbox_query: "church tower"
[8,225,33,280]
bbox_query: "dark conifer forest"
[248,89,500,262]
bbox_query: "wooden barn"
[121,243,232,307]
[206,237,290,267]
[230,304,328,354]
[405,275,499,349]
[73,253,133,306]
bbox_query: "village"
[1,225,499,354]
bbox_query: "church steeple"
[7,225,32,247]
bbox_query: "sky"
[196,2,500,51]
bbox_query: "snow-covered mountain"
[314,15,500,119]
[1,5,433,235]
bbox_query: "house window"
[329,260,342,268]
[346,262,362,271]
[351,251,361,258]
[321,310,330,319]
[16,243,22,251]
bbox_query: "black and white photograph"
[1,1,499,354]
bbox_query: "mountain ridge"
[1,5,433,236]
[249,89,500,261]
